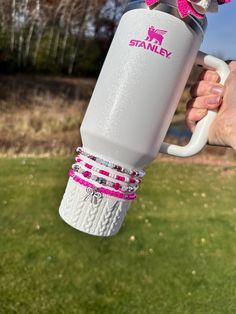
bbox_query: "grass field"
[1,157,236,314]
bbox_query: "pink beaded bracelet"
[72,163,138,193]
[75,157,141,185]
[69,170,137,201]
[76,147,145,178]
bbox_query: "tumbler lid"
[125,0,207,39]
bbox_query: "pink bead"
[129,178,136,184]
[114,183,121,190]
[100,170,109,176]
[116,175,125,182]
[83,171,91,178]
[85,163,93,169]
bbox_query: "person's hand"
[186,61,236,150]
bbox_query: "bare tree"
[0,0,127,73]
[11,0,16,50]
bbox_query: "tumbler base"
[59,178,132,237]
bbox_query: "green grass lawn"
[1,157,236,314]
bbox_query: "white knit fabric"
[59,178,132,237]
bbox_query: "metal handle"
[160,51,230,157]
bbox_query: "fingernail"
[207,96,222,104]
[212,86,224,96]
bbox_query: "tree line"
[0,0,127,75]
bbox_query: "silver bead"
[127,187,135,193]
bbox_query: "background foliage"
[0,0,127,75]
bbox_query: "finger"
[185,117,196,133]
[198,70,220,83]
[226,60,236,71]
[186,95,222,110]
[185,107,208,132]
[186,107,208,122]
[190,81,224,98]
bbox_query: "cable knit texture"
[59,178,131,237]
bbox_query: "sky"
[201,1,236,60]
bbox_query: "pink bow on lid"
[218,0,231,3]
[146,0,159,5]
[146,0,231,19]
[145,0,204,18]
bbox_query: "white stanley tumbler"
[59,0,230,236]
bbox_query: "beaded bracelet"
[72,164,138,193]
[76,147,145,178]
[69,170,137,201]
[75,157,141,185]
